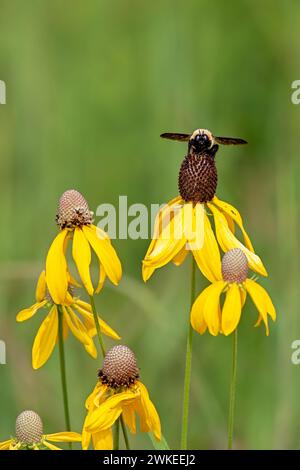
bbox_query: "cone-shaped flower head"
[56,189,94,229]
[15,411,43,445]
[221,248,248,283]
[98,345,139,388]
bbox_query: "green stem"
[180,256,196,450]
[57,305,72,450]
[120,415,130,450]
[228,329,238,450]
[113,418,120,450]
[89,295,106,357]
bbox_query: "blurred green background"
[0,0,299,450]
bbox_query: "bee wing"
[160,133,191,142]
[214,136,248,145]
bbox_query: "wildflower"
[46,189,122,304]
[82,345,161,449]
[142,129,267,282]
[190,248,276,336]
[0,410,81,450]
[17,271,120,369]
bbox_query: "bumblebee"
[161,129,247,203]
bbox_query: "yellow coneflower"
[16,270,120,369]
[142,129,266,282]
[82,345,161,450]
[191,248,276,336]
[46,189,122,304]
[0,410,81,450]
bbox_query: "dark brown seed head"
[98,345,139,389]
[178,153,218,203]
[221,248,248,283]
[15,411,43,445]
[56,189,94,229]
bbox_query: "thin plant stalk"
[113,417,120,450]
[57,305,72,450]
[180,256,196,450]
[120,415,130,450]
[89,294,106,357]
[227,329,238,450]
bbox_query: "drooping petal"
[67,272,82,288]
[212,196,254,251]
[43,441,62,450]
[16,300,47,322]
[72,228,94,296]
[32,306,58,369]
[0,439,13,450]
[81,427,91,450]
[35,271,47,302]
[74,303,120,340]
[84,340,97,359]
[135,382,161,440]
[190,286,212,334]
[145,196,183,259]
[122,404,137,434]
[142,205,186,280]
[203,281,226,336]
[245,279,276,335]
[172,247,188,266]
[221,284,242,335]
[63,306,92,346]
[95,262,106,294]
[207,203,267,277]
[185,203,204,251]
[192,211,222,282]
[46,229,69,304]
[85,391,137,432]
[82,225,122,286]
[85,383,107,410]
[92,429,113,450]
[44,432,82,443]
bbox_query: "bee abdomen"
[178,154,217,203]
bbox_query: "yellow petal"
[74,304,120,341]
[85,391,137,432]
[46,229,69,304]
[16,300,47,322]
[84,340,98,359]
[43,441,62,450]
[82,225,122,286]
[92,429,113,450]
[142,205,186,279]
[192,211,222,282]
[136,382,161,440]
[207,203,267,277]
[72,228,94,295]
[172,247,188,266]
[32,306,58,369]
[245,279,276,335]
[212,196,254,251]
[203,281,226,336]
[145,196,183,259]
[35,271,47,302]
[185,203,204,251]
[63,306,92,346]
[67,272,82,288]
[44,432,82,443]
[190,286,212,334]
[85,383,107,410]
[122,405,136,434]
[81,427,91,450]
[95,262,106,294]
[221,284,242,336]
[142,264,155,282]
[0,439,13,450]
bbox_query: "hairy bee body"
[178,151,218,203]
